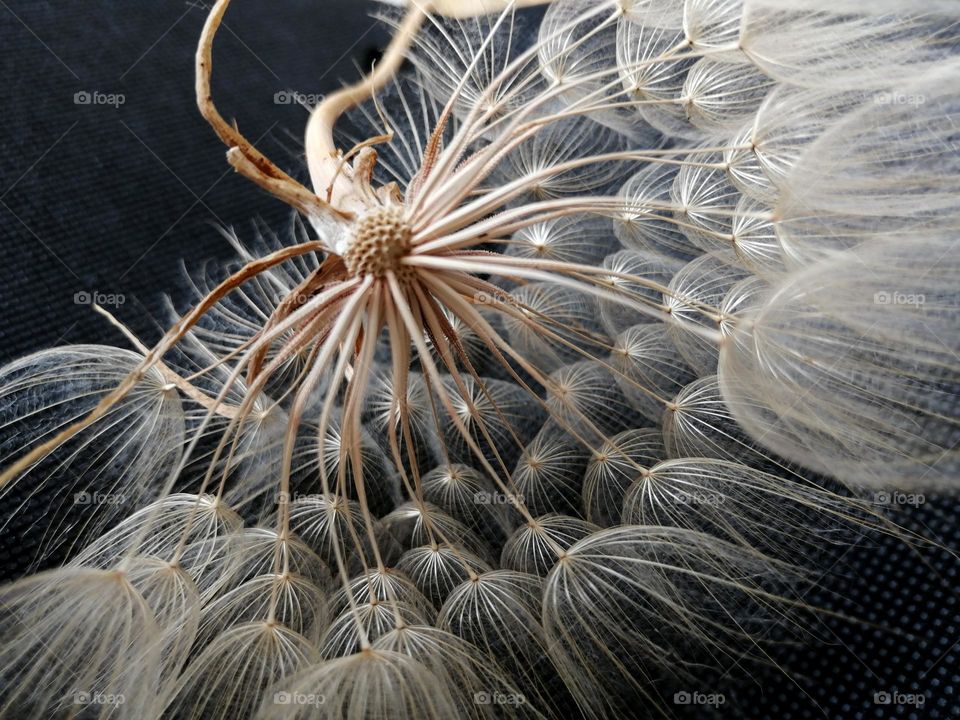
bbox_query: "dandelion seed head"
[1,0,958,717]
[342,205,414,280]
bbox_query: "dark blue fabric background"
[0,2,957,718]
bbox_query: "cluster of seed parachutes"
[0,1,958,719]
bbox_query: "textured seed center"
[342,206,413,279]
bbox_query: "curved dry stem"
[198,0,349,220]
[0,241,325,489]
[92,303,244,420]
[305,5,429,208]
